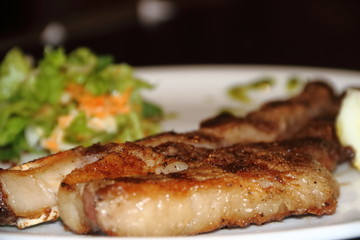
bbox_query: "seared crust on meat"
[59,139,340,236]
[136,131,222,148]
[138,81,339,148]
[200,81,338,145]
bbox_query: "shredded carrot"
[66,83,87,97]
[65,83,132,118]
[42,129,61,153]
[43,139,59,153]
[58,115,73,128]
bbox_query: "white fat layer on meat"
[0,149,103,225]
[155,161,189,175]
[16,207,59,229]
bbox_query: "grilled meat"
[0,143,123,228]
[59,139,342,236]
[200,81,338,145]
[291,113,354,170]
[0,80,347,232]
[136,130,222,148]
[137,81,338,149]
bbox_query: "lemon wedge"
[336,88,360,170]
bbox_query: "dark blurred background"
[1,0,360,69]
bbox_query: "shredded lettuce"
[0,48,31,101]
[0,47,163,162]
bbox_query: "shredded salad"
[0,47,163,162]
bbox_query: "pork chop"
[0,143,123,228]
[59,138,342,236]
[136,81,338,149]
[200,81,338,145]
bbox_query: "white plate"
[1,65,360,240]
